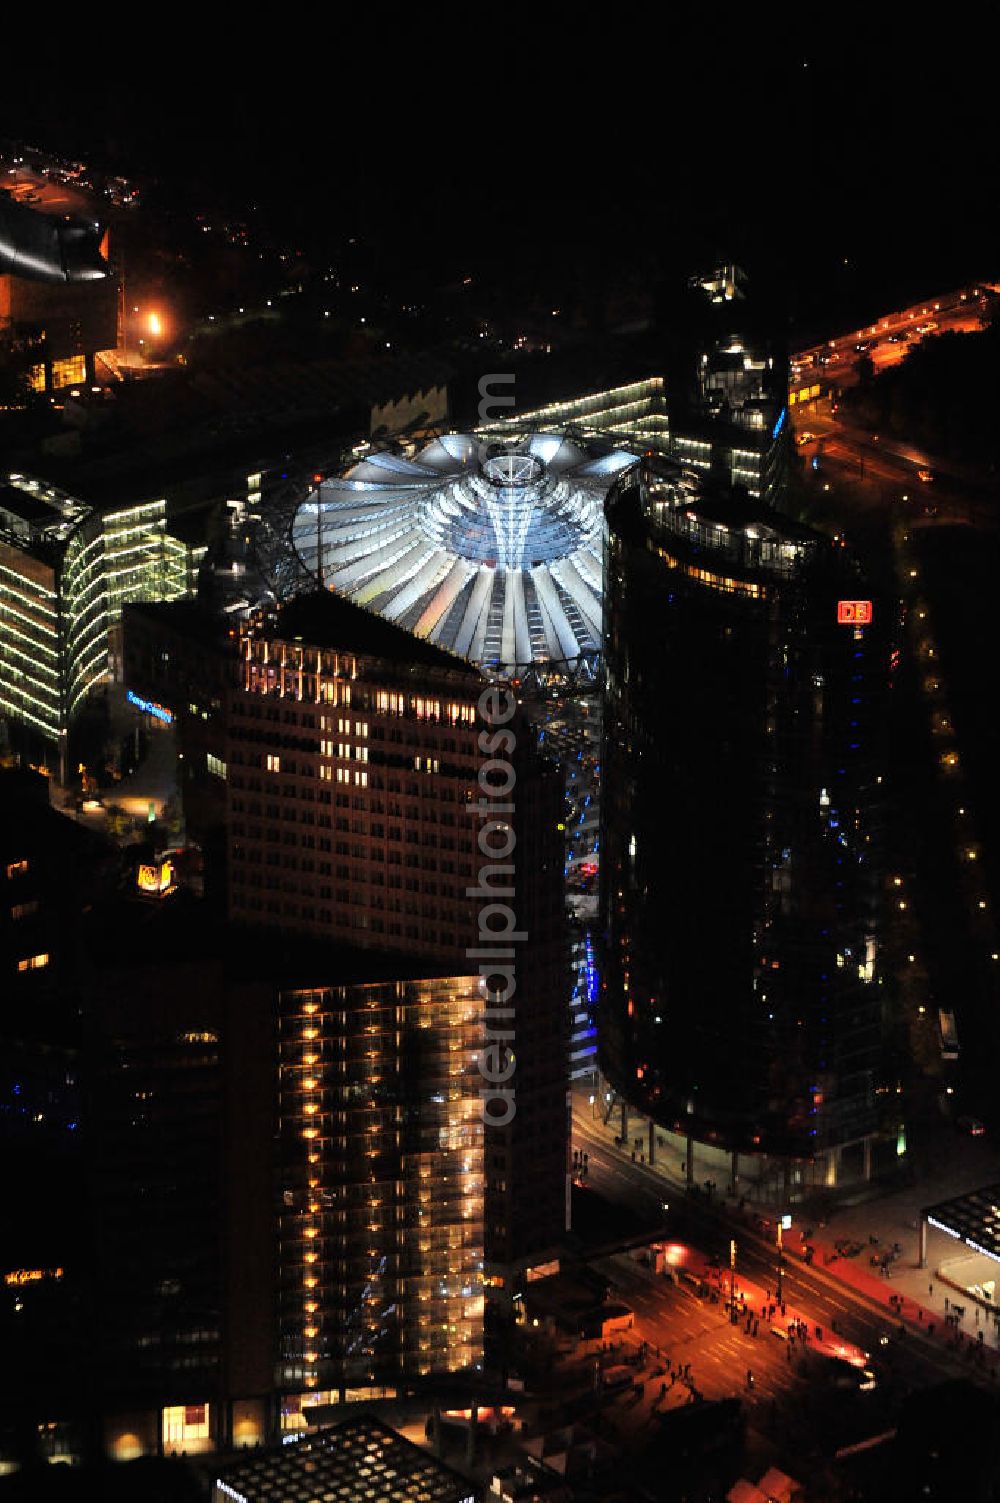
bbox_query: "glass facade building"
[600,461,894,1193]
[0,474,196,763]
[482,378,672,456]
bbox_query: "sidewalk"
[785,1230,1000,1379]
[573,1084,1000,1376]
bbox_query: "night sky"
[0,34,990,327]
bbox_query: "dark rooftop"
[80,887,470,992]
[273,590,483,680]
[125,596,233,649]
[0,767,114,865]
[0,482,52,525]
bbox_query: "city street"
[788,282,1000,537]
[570,1085,1000,1404]
[794,402,997,529]
[792,285,993,390]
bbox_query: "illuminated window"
[27,363,46,394]
[10,901,39,920]
[161,1404,210,1448]
[267,754,281,773]
[17,953,50,972]
[206,753,227,780]
[6,860,29,879]
[50,355,86,390]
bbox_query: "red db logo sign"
[837,600,872,625]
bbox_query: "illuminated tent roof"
[290,432,636,672]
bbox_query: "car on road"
[957,1115,986,1136]
[796,431,816,446]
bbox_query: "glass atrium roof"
[290,432,636,672]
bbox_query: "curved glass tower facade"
[600,462,893,1185]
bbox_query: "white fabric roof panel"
[290,430,639,670]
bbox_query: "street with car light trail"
[788,283,1000,529]
[792,285,993,386]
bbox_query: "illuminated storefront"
[162,1403,212,1454]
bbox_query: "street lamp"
[777,1213,792,1306]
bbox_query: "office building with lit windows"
[69,899,489,1462]
[667,266,790,503]
[479,304,787,505]
[481,378,671,459]
[599,459,895,1200]
[125,590,569,1282]
[226,591,485,958]
[0,472,198,771]
[277,975,484,1413]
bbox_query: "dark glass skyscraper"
[600,461,895,1196]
